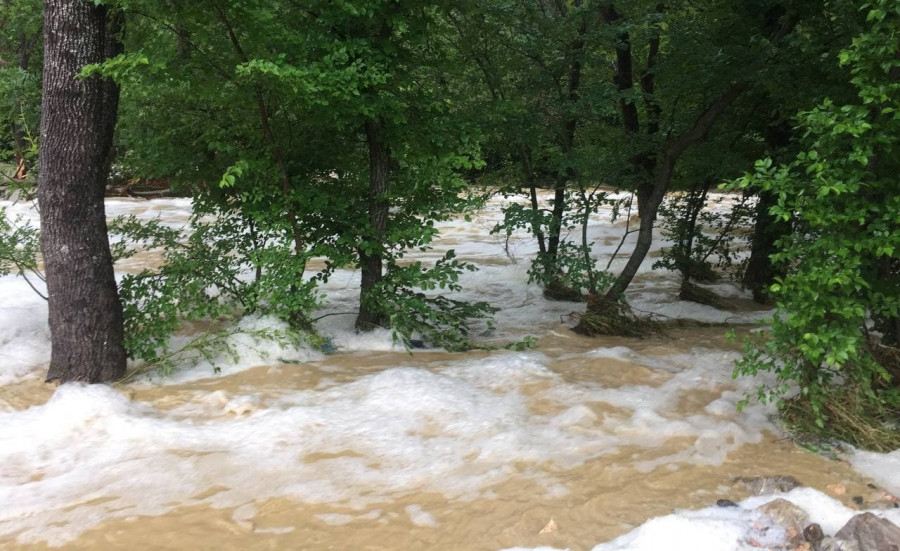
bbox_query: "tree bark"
[356,117,391,330]
[604,3,662,219]
[39,0,126,383]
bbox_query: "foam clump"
[405,504,438,527]
[589,507,761,551]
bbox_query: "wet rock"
[716,499,739,508]
[833,512,900,551]
[735,475,803,495]
[757,498,810,546]
[804,523,824,550]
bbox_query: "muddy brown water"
[0,327,885,551]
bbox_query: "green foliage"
[655,187,754,285]
[106,0,494,350]
[732,0,900,444]
[0,0,41,172]
[369,250,497,351]
[0,204,43,296]
[112,206,323,367]
[493,188,617,297]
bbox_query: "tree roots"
[572,296,659,337]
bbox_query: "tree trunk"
[604,81,750,302]
[742,190,785,303]
[356,118,391,330]
[743,118,791,303]
[542,6,586,299]
[581,80,751,317]
[39,0,126,383]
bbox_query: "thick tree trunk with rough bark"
[39,0,126,383]
[356,118,391,330]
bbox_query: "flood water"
[0,194,895,550]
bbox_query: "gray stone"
[833,512,900,551]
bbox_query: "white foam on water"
[0,345,787,546]
[0,276,49,386]
[848,448,900,498]
[0,352,780,545]
[588,507,767,551]
[104,197,194,228]
[2,195,898,551]
[503,487,900,551]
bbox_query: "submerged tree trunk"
[356,118,391,330]
[39,0,126,383]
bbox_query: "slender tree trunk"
[543,5,587,300]
[604,3,662,219]
[742,190,785,303]
[743,118,791,303]
[678,181,709,285]
[579,80,751,318]
[39,0,126,383]
[356,117,391,330]
[520,146,547,255]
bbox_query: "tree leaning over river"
[38,0,125,383]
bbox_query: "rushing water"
[1,194,897,550]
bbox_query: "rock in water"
[833,513,900,551]
[734,475,802,495]
[804,523,824,549]
[757,498,810,547]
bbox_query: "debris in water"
[539,518,558,534]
